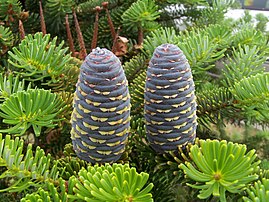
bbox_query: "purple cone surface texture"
[144,44,197,153]
[71,47,131,163]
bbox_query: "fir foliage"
[45,59,80,92]
[195,0,236,26]
[180,139,260,202]
[122,0,160,29]
[70,163,154,202]
[142,27,179,57]
[1,0,269,201]
[196,86,234,127]
[129,70,146,114]
[0,89,66,136]
[0,74,31,102]
[177,28,226,74]
[0,0,22,22]
[232,27,268,52]
[222,45,266,87]
[231,73,269,123]
[0,134,59,192]
[45,0,74,34]
[20,178,71,202]
[123,54,147,84]
[8,32,72,81]
[243,178,269,202]
[0,25,13,54]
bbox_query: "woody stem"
[138,24,144,46]
[73,8,87,59]
[102,2,116,40]
[65,14,75,56]
[39,0,46,35]
[111,28,120,53]
[91,6,101,51]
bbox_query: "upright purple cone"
[144,44,197,153]
[71,48,131,163]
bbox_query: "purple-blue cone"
[144,44,197,153]
[71,48,131,163]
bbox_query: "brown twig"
[137,24,144,47]
[0,46,8,55]
[73,8,87,59]
[65,14,75,57]
[111,28,120,53]
[19,20,25,39]
[39,0,46,35]
[7,4,15,26]
[91,6,101,51]
[102,2,116,40]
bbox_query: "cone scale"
[144,44,197,153]
[71,48,130,163]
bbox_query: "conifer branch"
[0,134,60,192]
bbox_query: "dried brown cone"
[19,11,29,21]
[112,28,129,57]
[18,19,25,39]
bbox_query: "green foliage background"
[0,0,269,201]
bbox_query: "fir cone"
[144,44,197,153]
[71,47,131,163]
